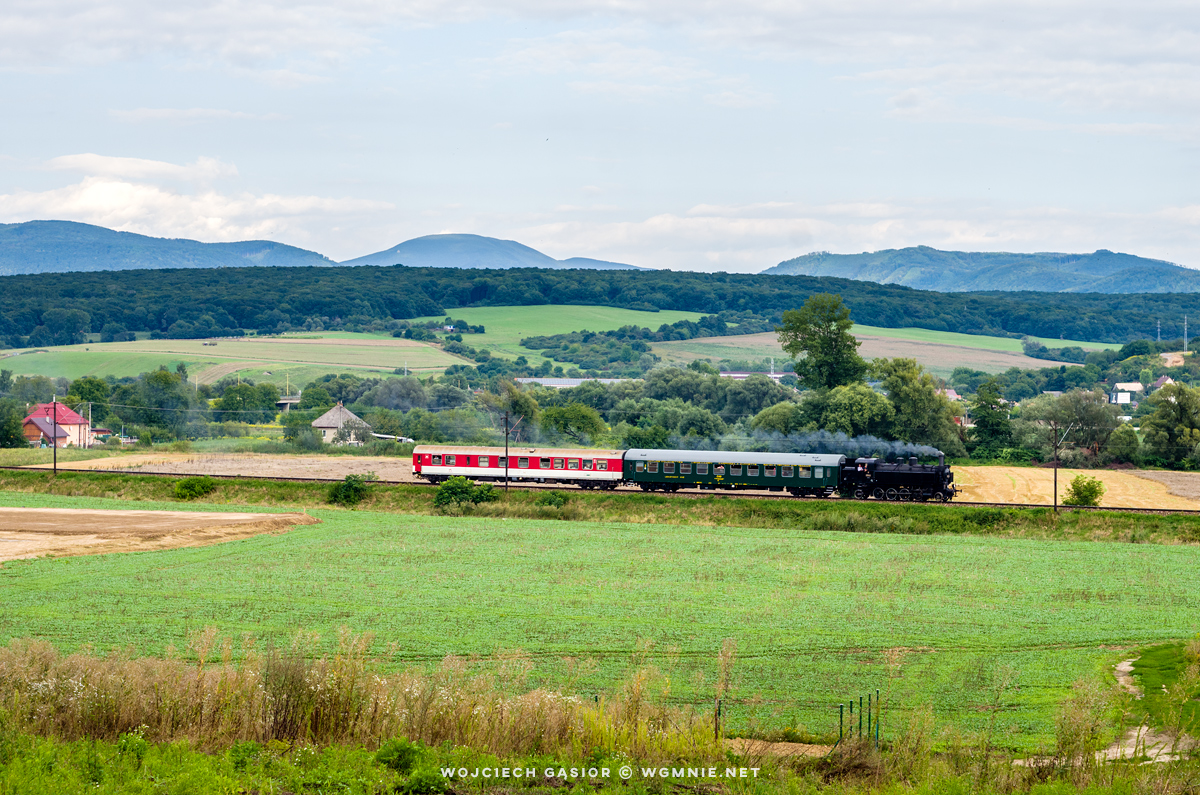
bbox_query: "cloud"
[512,199,1200,273]
[45,154,238,181]
[0,162,393,244]
[110,107,287,123]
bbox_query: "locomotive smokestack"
[938,453,945,467]
[909,456,918,467]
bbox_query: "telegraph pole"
[1052,423,1075,512]
[504,411,510,492]
[51,397,58,476]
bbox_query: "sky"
[1,1,1199,272]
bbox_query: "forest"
[2,264,1200,348]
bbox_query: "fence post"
[839,704,844,744]
[859,696,863,738]
[714,698,722,743]
[867,692,872,740]
[876,689,880,748]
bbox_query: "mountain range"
[762,246,1200,293]
[0,221,641,276]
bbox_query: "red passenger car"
[412,445,624,489]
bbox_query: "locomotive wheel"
[898,489,912,502]
[885,488,899,501]
[932,491,948,502]
[853,488,866,500]
[871,488,885,500]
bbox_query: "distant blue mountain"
[762,245,1200,293]
[341,233,644,270]
[0,220,334,275]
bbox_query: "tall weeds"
[0,632,716,763]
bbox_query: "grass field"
[2,489,1198,751]
[411,305,706,359]
[0,333,467,387]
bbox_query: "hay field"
[654,331,1055,378]
[3,491,1200,749]
[954,466,1200,510]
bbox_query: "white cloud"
[45,154,238,182]
[513,199,1200,273]
[0,169,393,245]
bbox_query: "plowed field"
[0,507,319,561]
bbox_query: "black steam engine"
[839,455,957,502]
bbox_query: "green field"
[411,305,705,359]
[0,333,467,387]
[2,491,1195,751]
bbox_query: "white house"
[311,403,371,445]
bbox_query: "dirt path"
[955,466,1200,509]
[723,738,831,758]
[67,453,419,482]
[0,507,319,561]
[1128,470,1200,501]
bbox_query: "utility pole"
[1157,319,1161,342]
[504,411,510,492]
[1052,422,1075,513]
[51,396,58,476]
[1186,316,1189,352]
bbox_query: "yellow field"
[954,466,1200,510]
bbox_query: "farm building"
[311,403,371,445]
[1110,382,1144,405]
[23,403,91,447]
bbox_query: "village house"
[311,403,371,445]
[23,402,91,448]
[1110,382,1144,405]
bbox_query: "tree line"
[2,263,1200,349]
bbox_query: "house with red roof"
[23,403,91,448]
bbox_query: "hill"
[762,246,1200,293]
[0,220,334,276]
[341,233,644,270]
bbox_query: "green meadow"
[411,305,706,359]
[2,490,1196,751]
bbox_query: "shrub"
[433,476,499,513]
[174,476,217,501]
[328,474,371,506]
[375,737,422,774]
[1063,474,1105,507]
[403,769,450,795]
[535,491,569,509]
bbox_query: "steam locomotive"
[414,446,958,502]
[838,454,957,502]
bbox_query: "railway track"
[6,465,1200,516]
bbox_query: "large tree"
[969,379,1011,452]
[1141,382,1200,464]
[874,358,965,456]
[776,293,867,390]
[541,403,606,442]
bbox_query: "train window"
[664,462,675,473]
[765,466,776,477]
[540,458,551,468]
[498,457,507,468]
[479,456,490,467]
[681,462,691,474]
[446,455,456,466]
[518,457,529,468]
[813,467,823,478]
[553,458,565,469]
[716,465,725,475]
[648,462,658,472]
[782,466,794,478]
[636,461,644,472]
[697,463,708,474]
[432,455,442,465]
[597,460,607,471]
[798,466,810,478]
[731,465,742,476]
[583,459,593,470]
[568,459,579,469]
[747,465,759,476]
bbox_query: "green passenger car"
[623,449,847,496]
